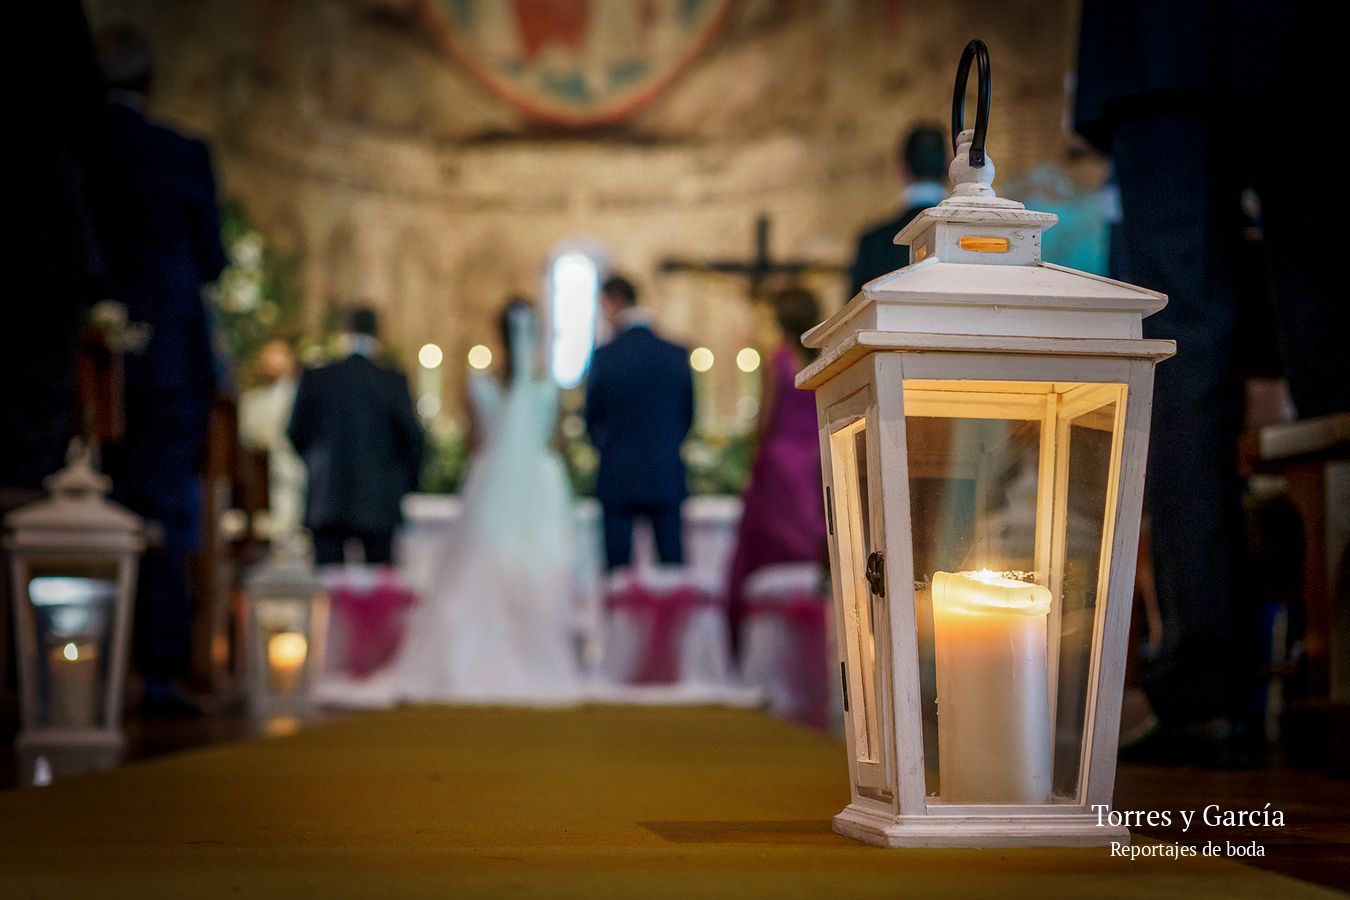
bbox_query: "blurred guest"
[288,308,423,566]
[725,288,828,655]
[1,1,105,496]
[239,339,305,539]
[585,276,694,569]
[1076,1,1349,764]
[0,1,106,701]
[90,23,225,713]
[847,124,949,297]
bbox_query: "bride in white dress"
[341,299,582,705]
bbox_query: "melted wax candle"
[931,570,1052,803]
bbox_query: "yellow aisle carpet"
[0,706,1337,898]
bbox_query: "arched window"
[547,249,601,389]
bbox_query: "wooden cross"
[658,213,845,301]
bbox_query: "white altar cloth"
[394,493,744,683]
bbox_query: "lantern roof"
[3,444,143,553]
[246,536,325,599]
[797,128,1173,390]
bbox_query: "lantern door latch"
[865,551,886,597]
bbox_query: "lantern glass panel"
[26,559,119,730]
[252,597,313,701]
[902,379,1124,807]
[828,414,890,792]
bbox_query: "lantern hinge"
[865,550,885,598]
[825,486,835,536]
[840,661,849,712]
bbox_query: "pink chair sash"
[608,581,711,684]
[330,571,417,678]
[744,593,831,729]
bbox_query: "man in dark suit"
[1076,0,1348,764]
[585,276,695,570]
[90,24,226,710]
[288,308,424,566]
[847,124,949,297]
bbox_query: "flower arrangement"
[208,201,304,381]
[419,417,473,494]
[85,300,151,353]
[418,417,753,499]
[683,426,754,497]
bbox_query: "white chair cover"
[739,562,835,729]
[600,564,735,689]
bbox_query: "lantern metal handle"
[951,38,991,168]
[865,550,886,598]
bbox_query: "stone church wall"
[84,0,1090,423]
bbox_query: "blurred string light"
[417,394,441,418]
[736,347,761,373]
[561,413,586,439]
[467,344,493,370]
[418,342,444,369]
[690,347,715,373]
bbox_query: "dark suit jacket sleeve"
[678,351,695,438]
[287,370,316,457]
[848,234,871,298]
[390,371,424,493]
[188,141,227,283]
[584,352,606,448]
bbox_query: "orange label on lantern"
[958,236,1010,252]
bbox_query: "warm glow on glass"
[418,343,443,369]
[467,344,493,370]
[958,236,1010,253]
[267,631,308,696]
[62,642,79,662]
[690,347,715,372]
[736,347,761,373]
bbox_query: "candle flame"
[62,642,79,662]
[268,631,308,667]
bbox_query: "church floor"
[0,706,1347,898]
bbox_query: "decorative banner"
[419,0,734,127]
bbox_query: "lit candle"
[47,641,99,728]
[931,570,1052,803]
[267,631,308,697]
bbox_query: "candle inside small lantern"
[47,641,100,728]
[267,631,308,696]
[931,570,1052,803]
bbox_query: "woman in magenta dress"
[726,287,828,656]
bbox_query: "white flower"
[232,231,264,269]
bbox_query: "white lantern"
[4,444,144,783]
[798,40,1173,847]
[242,538,327,721]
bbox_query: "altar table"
[398,493,743,600]
[0,706,1330,898]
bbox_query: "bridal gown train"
[331,314,583,706]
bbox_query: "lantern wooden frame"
[797,57,1173,845]
[4,448,143,769]
[241,544,329,721]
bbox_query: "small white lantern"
[242,538,327,721]
[799,40,1173,847]
[4,444,144,782]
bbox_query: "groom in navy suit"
[585,276,695,570]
